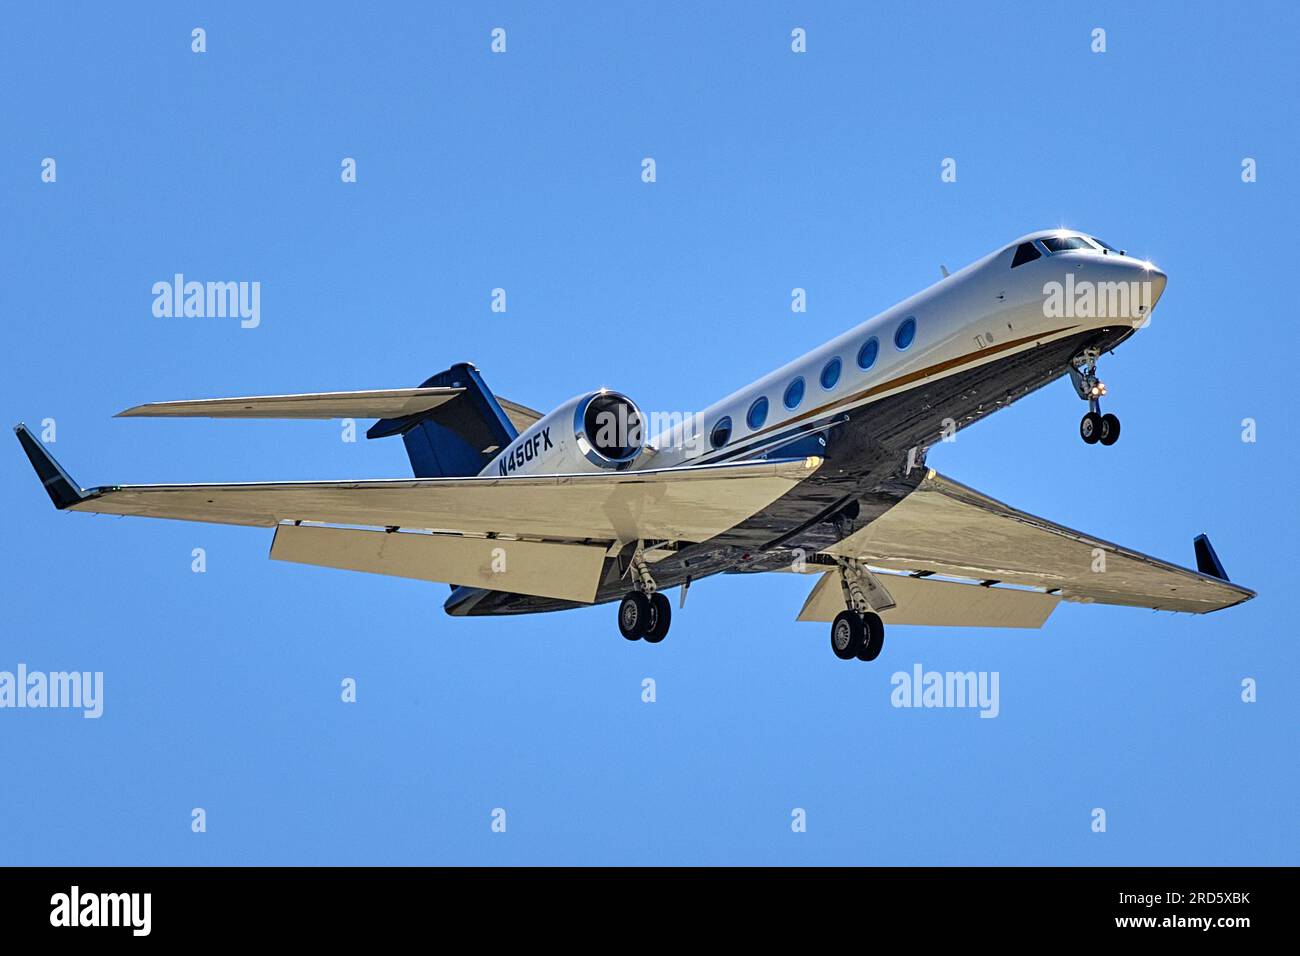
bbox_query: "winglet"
[13,423,87,509]
[1193,533,1229,581]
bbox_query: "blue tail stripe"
[367,363,518,479]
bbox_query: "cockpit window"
[1092,237,1122,254]
[1041,235,1097,254]
[1010,242,1041,268]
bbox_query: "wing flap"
[271,524,608,602]
[796,571,1059,628]
[826,470,1253,613]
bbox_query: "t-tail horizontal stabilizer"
[13,424,89,510]
[115,388,463,420]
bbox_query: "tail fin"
[367,363,519,478]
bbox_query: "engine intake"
[480,389,646,477]
[576,391,643,467]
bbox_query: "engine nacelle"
[481,389,645,477]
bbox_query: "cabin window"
[1010,242,1041,268]
[710,416,732,449]
[746,397,769,430]
[820,357,842,390]
[783,377,805,410]
[857,337,879,370]
[895,316,916,350]
[712,416,733,450]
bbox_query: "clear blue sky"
[2,2,1296,865]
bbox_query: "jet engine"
[481,389,645,477]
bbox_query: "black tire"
[1099,413,1121,446]
[830,611,865,660]
[857,611,885,662]
[618,592,651,640]
[643,593,671,643]
[1080,411,1102,444]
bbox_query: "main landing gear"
[831,609,885,662]
[618,548,671,643]
[1070,349,1121,446]
[829,558,888,662]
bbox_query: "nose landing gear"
[1079,410,1120,446]
[1071,350,1121,446]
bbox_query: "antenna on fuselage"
[939,264,950,278]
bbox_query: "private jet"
[15,230,1254,661]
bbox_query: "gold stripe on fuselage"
[717,325,1080,452]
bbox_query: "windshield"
[1041,235,1098,254]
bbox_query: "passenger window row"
[711,316,919,449]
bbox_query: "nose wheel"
[1079,411,1120,446]
[1071,351,1121,446]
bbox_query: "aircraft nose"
[1145,263,1167,294]
[1121,261,1167,325]
[1142,263,1168,309]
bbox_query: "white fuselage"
[480,230,1167,479]
[646,230,1166,468]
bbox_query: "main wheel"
[618,592,651,640]
[643,592,671,643]
[857,611,885,661]
[1080,411,1102,444]
[1098,413,1121,446]
[830,611,865,660]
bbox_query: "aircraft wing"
[14,423,821,542]
[820,469,1254,615]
